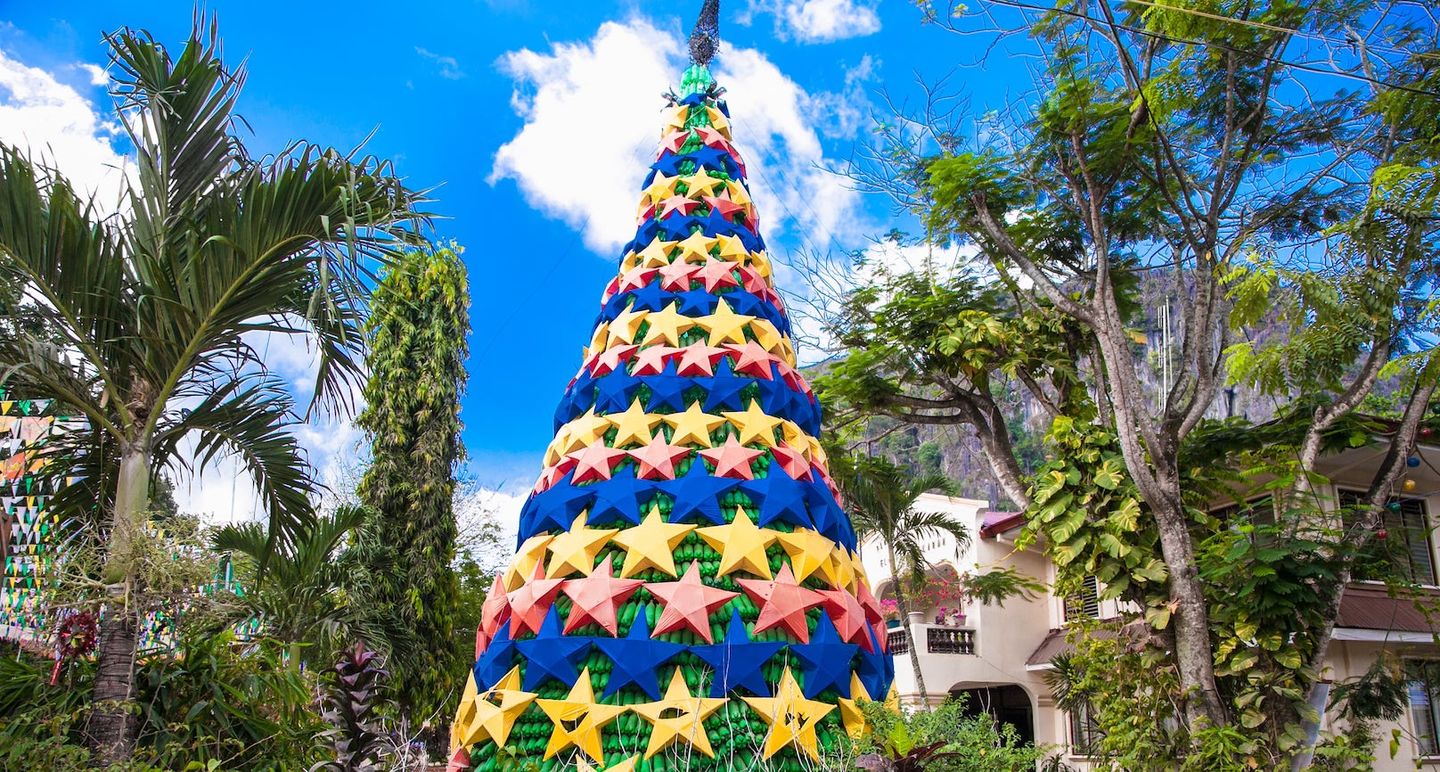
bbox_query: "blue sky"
[0,1,1024,524]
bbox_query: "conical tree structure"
[451,62,894,771]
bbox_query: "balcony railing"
[885,625,976,656]
[928,626,976,655]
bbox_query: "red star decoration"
[769,445,814,482]
[695,126,731,150]
[590,344,640,376]
[702,193,748,222]
[726,341,777,379]
[507,565,566,637]
[819,588,873,652]
[738,265,769,294]
[532,458,576,494]
[737,565,824,643]
[674,344,728,377]
[629,437,692,480]
[560,558,645,635]
[695,259,740,292]
[630,345,677,376]
[646,561,739,644]
[479,571,512,648]
[635,202,655,225]
[855,581,884,624]
[657,260,697,291]
[659,128,692,154]
[698,436,766,480]
[567,443,629,484]
[657,194,702,218]
[602,276,622,299]
[619,267,660,293]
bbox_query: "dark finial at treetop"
[689,0,720,65]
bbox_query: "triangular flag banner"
[451,58,891,769]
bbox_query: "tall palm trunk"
[88,438,151,762]
[888,544,930,706]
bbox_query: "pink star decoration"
[560,558,645,635]
[737,564,824,642]
[645,561,739,644]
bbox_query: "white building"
[858,439,1440,769]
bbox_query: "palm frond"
[156,374,316,560]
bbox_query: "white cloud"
[491,18,679,254]
[0,49,131,209]
[743,0,883,43]
[490,17,869,257]
[416,47,465,80]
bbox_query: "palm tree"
[836,454,970,706]
[212,505,374,667]
[0,20,424,761]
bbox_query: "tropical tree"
[0,20,425,760]
[351,242,469,732]
[822,0,1438,761]
[212,505,373,665]
[835,454,969,705]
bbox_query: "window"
[1064,575,1100,621]
[1340,492,1435,585]
[1069,699,1106,756]
[1406,660,1440,757]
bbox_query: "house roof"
[1025,626,1118,667]
[979,510,1026,539]
[1336,584,1440,634]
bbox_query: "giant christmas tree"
[451,5,893,769]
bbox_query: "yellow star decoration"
[664,403,726,447]
[553,408,612,458]
[850,555,872,594]
[749,319,791,356]
[741,667,835,760]
[701,299,755,346]
[609,506,696,578]
[607,399,664,448]
[587,322,611,355]
[676,231,715,262]
[454,666,537,750]
[723,179,751,206]
[681,169,726,197]
[546,513,621,578]
[643,173,680,205]
[504,534,553,590]
[639,302,695,347]
[775,528,834,584]
[660,106,689,134]
[606,308,648,347]
[714,234,750,264]
[536,667,628,763]
[631,669,726,759]
[697,507,778,579]
[721,399,784,447]
[450,672,480,752]
[827,544,856,591]
[633,239,675,269]
[837,672,872,739]
[750,250,774,279]
[705,107,731,137]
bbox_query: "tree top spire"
[688,0,720,65]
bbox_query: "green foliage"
[353,242,470,729]
[132,631,326,768]
[211,505,372,661]
[0,635,327,771]
[842,697,1046,771]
